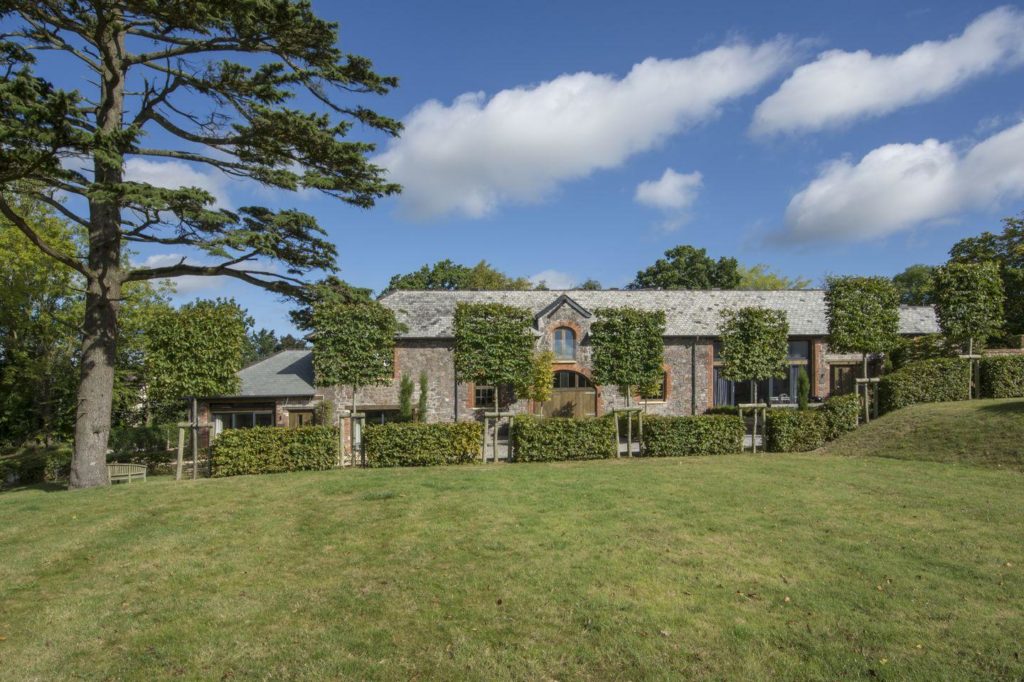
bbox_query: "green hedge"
[642,415,744,457]
[980,356,1024,398]
[210,426,338,477]
[765,409,826,452]
[820,393,861,440]
[512,415,616,462]
[364,422,482,467]
[0,446,71,488]
[879,358,970,413]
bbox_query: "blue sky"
[17,1,1024,334]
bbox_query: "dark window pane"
[255,412,274,426]
[234,413,255,429]
[553,327,576,360]
[788,341,810,360]
[475,386,496,407]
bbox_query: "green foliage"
[892,264,937,306]
[879,358,970,413]
[145,299,249,408]
[289,276,374,332]
[641,415,745,456]
[718,307,789,387]
[417,372,429,422]
[109,425,175,457]
[737,264,812,290]
[797,367,810,410]
[0,445,71,488]
[385,259,532,293]
[949,214,1024,333]
[980,356,1024,399]
[244,329,307,364]
[631,245,740,290]
[211,426,337,477]
[820,394,861,441]
[765,410,827,452]
[311,300,399,391]
[519,351,554,404]
[364,422,482,467]
[933,261,1005,348]
[453,303,535,398]
[824,276,901,357]
[511,415,617,462]
[890,334,958,369]
[398,375,414,422]
[578,279,602,290]
[589,307,666,394]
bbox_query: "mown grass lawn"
[2,452,1022,681]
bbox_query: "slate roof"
[379,289,939,338]
[235,349,315,397]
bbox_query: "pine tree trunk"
[70,12,126,489]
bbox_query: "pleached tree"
[0,1,400,487]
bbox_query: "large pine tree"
[0,1,400,487]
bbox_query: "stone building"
[197,289,939,437]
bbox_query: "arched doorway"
[542,370,597,418]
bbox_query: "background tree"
[630,245,740,290]
[717,307,788,404]
[949,214,1024,335]
[290,276,373,332]
[824,276,901,379]
[416,371,429,422]
[737,264,811,290]
[589,308,666,405]
[311,299,399,416]
[578,279,602,291]
[143,299,250,420]
[453,303,534,413]
[0,2,400,487]
[385,259,532,293]
[519,351,555,405]
[892,264,937,306]
[242,328,310,364]
[932,261,1004,355]
[112,281,174,426]
[398,375,414,422]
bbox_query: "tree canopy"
[385,259,532,293]
[932,261,1004,350]
[630,245,740,290]
[717,307,789,387]
[824,276,901,363]
[892,264,937,306]
[949,214,1024,334]
[589,307,666,397]
[453,303,535,406]
[311,299,399,401]
[0,1,400,486]
[736,264,811,290]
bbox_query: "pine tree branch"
[0,196,88,276]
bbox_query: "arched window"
[552,327,576,360]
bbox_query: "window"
[288,410,315,428]
[712,338,812,407]
[640,372,668,401]
[552,327,576,361]
[474,385,496,408]
[553,370,593,389]
[212,410,274,435]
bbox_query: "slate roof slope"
[379,289,939,338]
[235,349,315,397]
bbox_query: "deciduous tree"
[717,307,788,404]
[824,276,901,378]
[589,308,666,404]
[630,245,740,290]
[0,1,400,486]
[453,303,534,411]
[932,261,1004,354]
[737,264,811,290]
[385,259,532,293]
[892,264,937,306]
[949,214,1024,334]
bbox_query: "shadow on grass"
[0,481,66,494]
[977,400,1024,415]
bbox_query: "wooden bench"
[107,462,147,484]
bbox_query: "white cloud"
[784,120,1024,241]
[753,6,1024,135]
[124,158,233,208]
[377,39,796,219]
[635,168,703,210]
[529,269,576,289]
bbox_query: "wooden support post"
[175,423,186,481]
[614,410,621,458]
[190,397,198,480]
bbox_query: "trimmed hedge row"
[820,393,860,441]
[980,356,1024,398]
[879,358,970,413]
[364,422,482,467]
[765,410,827,452]
[211,426,337,477]
[642,415,744,456]
[512,415,617,462]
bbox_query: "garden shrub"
[641,415,744,456]
[0,446,71,487]
[211,426,337,477]
[705,406,739,416]
[879,358,970,413]
[512,415,616,462]
[820,393,861,440]
[765,409,827,452]
[980,356,1024,398]
[364,422,482,467]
